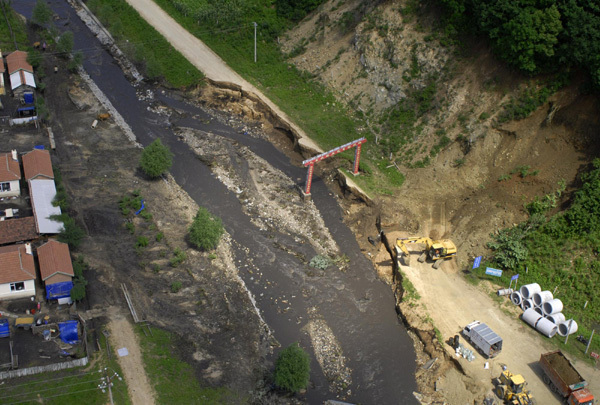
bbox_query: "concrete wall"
[0,279,35,299]
[0,180,20,198]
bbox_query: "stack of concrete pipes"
[504,283,578,338]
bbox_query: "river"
[12,1,418,403]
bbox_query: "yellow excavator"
[395,237,457,269]
[495,368,535,405]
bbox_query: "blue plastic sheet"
[46,281,73,300]
[0,319,9,338]
[58,320,79,345]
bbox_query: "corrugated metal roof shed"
[29,179,62,234]
[472,322,502,345]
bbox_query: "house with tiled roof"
[22,149,62,234]
[23,149,53,181]
[0,150,21,198]
[37,239,74,300]
[6,50,36,92]
[0,243,36,299]
[0,217,37,246]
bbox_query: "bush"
[274,343,310,393]
[56,31,74,58]
[171,281,182,293]
[170,247,187,267]
[188,207,224,251]
[70,255,88,301]
[487,226,528,270]
[139,139,173,178]
[136,236,149,248]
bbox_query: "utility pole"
[99,368,122,405]
[253,22,257,63]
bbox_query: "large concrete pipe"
[520,283,541,299]
[511,291,522,306]
[543,298,564,315]
[536,317,559,338]
[497,288,513,296]
[523,298,534,311]
[534,306,544,316]
[558,320,578,337]
[522,308,542,328]
[533,290,553,306]
[546,313,566,325]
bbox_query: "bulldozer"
[495,368,535,405]
[395,237,457,269]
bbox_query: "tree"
[474,1,562,73]
[276,0,325,22]
[188,207,224,251]
[70,255,88,301]
[68,51,83,72]
[139,139,173,178]
[31,0,52,28]
[274,343,310,393]
[57,215,86,249]
[56,31,74,58]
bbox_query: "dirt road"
[376,230,600,404]
[123,0,321,155]
[108,310,156,405]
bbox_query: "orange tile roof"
[37,239,74,281]
[6,51,33,75]
[0,153,21,182]
[23,149,53,180]
[0,57,5,74]
[0,244,36,284]
[0,217,37,245]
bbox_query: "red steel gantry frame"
[302,137,366,195]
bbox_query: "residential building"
[0,151,21,198]
[37,239,74,300]
[0,243,36,299]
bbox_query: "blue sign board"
[485,267,503,277]
[473,256,482,269]
[511,274,519,281]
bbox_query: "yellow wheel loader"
[495,368,535,405]
[395,237,457,269]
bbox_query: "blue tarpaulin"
[0,319,9,338]
[46,281,73,300]
[58,320,79,345]
[34,145,45,150]
[18,106,35,112]
[23,92,34,104]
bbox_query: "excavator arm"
[395,237,433,265]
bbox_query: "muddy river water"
[14,1,418,403]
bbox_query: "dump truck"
[539,351,595,405]
[462,320,503,358]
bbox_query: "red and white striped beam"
[302,137,367,195]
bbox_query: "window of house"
[0,182,11,192]
[10,282,25,291]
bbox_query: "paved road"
[124,0,322,155]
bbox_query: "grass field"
[136,325,241,404]
[0,329,130,404]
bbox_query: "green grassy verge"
[475,160,600,359]
[87,0,203,88]
[0,2,29,52]
[135,325,240,403]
